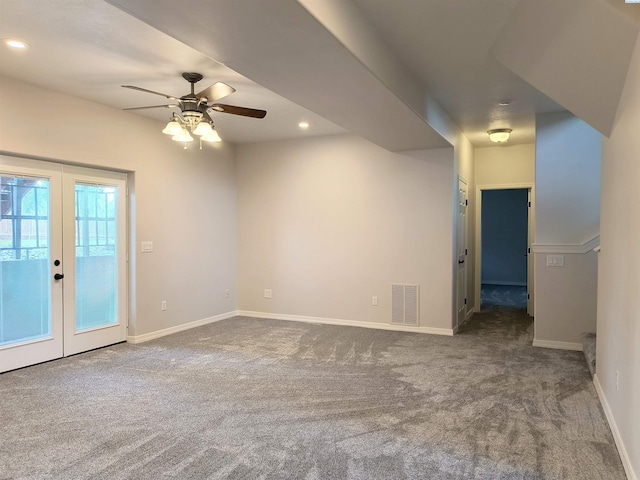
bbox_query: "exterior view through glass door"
[0,159,63,372]
[0,157,126,372]
[62,166,127,357]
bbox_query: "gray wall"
[534,111,601,347]
[0,75,238,338]
[597,31,640,477]
[237,135,456,331]
[481,189,528,285]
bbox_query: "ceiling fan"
[122,72,267,144]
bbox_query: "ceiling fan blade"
[121,85,179,101]
[123,104,178,111]
[209,104,267,119]
[197,82,236,102]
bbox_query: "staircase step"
[583,333,596,379]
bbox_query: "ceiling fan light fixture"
[201,129,222,143]
[488,128,512,143]
[172,128,193,142]
[192,121,213,136]
[123,73,266,147]
[162,120,182,136]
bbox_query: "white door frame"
[474,183,535,316]
[456,177,469,330]
[0,155,128,372]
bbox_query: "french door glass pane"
[75,184,118,331]
[0,176,51,346]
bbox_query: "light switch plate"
[141,241,153,253]
[546,255,564,267]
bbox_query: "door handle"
[458,259,465,264]
[54,273,64,281]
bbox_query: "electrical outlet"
[372,296,378,306]
[161,300,167,311]
[264,289,272,299]
[225,289,230,298]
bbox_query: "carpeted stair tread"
[583,332,597,379]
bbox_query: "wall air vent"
[391,284,419,326]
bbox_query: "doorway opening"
[475,185,534,315]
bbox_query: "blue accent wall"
[481,189,528,285]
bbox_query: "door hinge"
[528,201,531,207]
[465,199,468,206]
[527,294,530,300]
[528,247,531,254]
[464,298,467,305]
[465,248,468,255]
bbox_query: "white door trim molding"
[474,183,535,314]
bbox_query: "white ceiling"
[1,0,638,148]
[350,0,563,146]
[0,0,347,144]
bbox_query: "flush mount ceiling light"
[298,121,310,129]
[3,38,29,49]
[488,128,512,143]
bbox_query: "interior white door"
[0,157,64,373]
[456,178,468,328]
[62,166,127,356]
[527,189,534,316]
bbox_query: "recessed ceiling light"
[3,38,29,49]
[298,121,310,129]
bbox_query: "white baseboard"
[594,374,637,480]
[237,310,454,336]
[532,338,583,351]
[127,311,237,344]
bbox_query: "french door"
[0,156,127,373]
